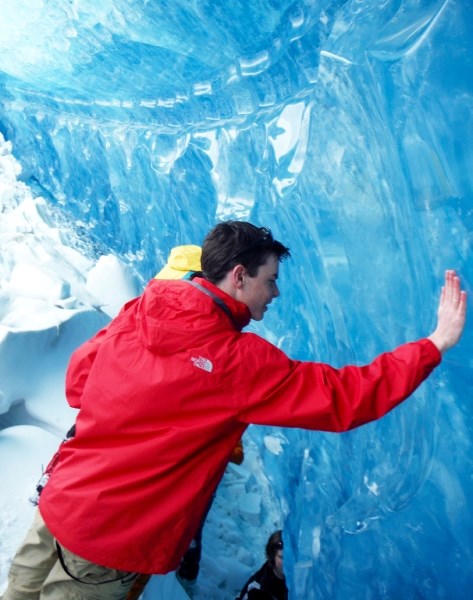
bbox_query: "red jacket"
[39,277,441,574]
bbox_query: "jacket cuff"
[419,338,442,366]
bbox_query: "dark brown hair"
[265,530,283,566]
[201,221,290,284]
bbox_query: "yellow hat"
[155,245,202,280]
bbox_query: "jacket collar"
[191,277,251,331]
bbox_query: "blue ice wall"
[0,1,471,598]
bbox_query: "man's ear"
[232,264,246,288]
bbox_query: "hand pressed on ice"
[428,270,467,355]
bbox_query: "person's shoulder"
[240,331,291,365]
[258,561,276,581]
[250,561,270,584]
[258,563,287,599]
[241,330,279,349]
[238,562,266,591]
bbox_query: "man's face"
[273,549,284,579]
[239,254,280,321]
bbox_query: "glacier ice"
[0,1,472,598]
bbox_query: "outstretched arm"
[428,270,467,355]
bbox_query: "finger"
[439,285,446,307]
[459,290,467,313]
[445,269,454,283]
[444,270,456,302]
[452,275,461,303]
[443,271,451,302]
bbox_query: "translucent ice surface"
[0,1,471,598]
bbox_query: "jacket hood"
[136,277,251,354]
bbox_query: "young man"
[236,530,288,600]
[1,220,466,600]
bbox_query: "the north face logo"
[191,356,213,373]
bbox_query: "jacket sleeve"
[236,338,441,432]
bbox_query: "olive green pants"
[1,509,137,600]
